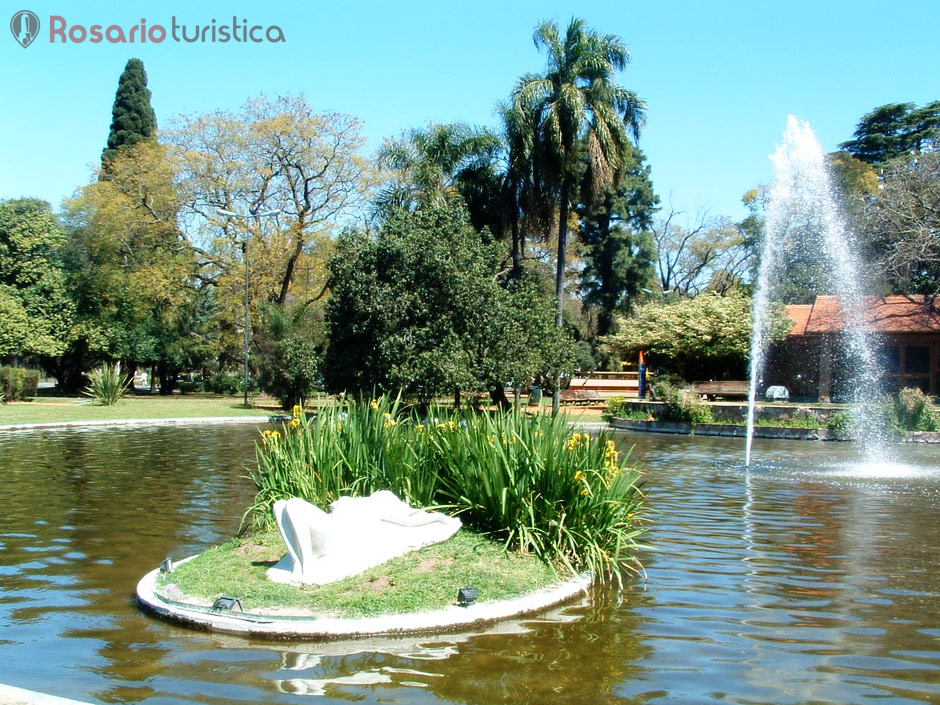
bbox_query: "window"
[880,346,901,374]
[905,346,930,374]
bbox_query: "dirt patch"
[416,557,453,573]
[367,575,393,591]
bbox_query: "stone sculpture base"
[268,491,461,586]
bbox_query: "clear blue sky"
[2,0,938,222]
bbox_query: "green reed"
[247,396,646,583]
[82,362,132,406]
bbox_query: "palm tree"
[498,100,554,273]
[374,123,504,234]
[513,18,645,411]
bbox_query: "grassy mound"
[157,531,560,619]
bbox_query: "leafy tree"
[862,151,940,296]
[578,146,659,336]
[102,58,157,167]
[606,291,791,381]
[827,151,880,200]
[64,142,199,392]
[255,303,323,408]
[839,101,940,165]
[323,204,570,404]
[0,198,73,360]
[169,95,365,381]
[513,18,645,410]
[0,286,32,359]
[169,94,365,307]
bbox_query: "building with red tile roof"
[767,295,940,401]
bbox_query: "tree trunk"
[47,342,88,395]
[454,387,461,411]
[510,214,521,273]
[489,385,512,411]
[158,362,175,395]
[553,177,570,415]
[276,227,305,304]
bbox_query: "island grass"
[158,530,560,618]
[0,393,275,426]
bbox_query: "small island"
[137,398,645,637]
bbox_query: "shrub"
[894,387,940,432]
[205,371,246,395]
[0,367,41,401]
[247,396,646,584]
[826,411,853,433]
[606,396,629,418]
[256,303,323,409]
[652,380,714,424]
[605,396,649,421]
[82,362,131,406]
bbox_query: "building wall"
[768,333,940,401]
[765,336,822,402]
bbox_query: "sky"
[2,0,938,223]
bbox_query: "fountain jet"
[746,116,889,466]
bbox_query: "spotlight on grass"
[457,587,478,606]
[212,596,244,612]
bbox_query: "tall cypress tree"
[101,58,157,167]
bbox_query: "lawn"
[1,391,606,428]
[159,530,561,618]
[0,393,278,426]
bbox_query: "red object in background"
[638,350,647,399]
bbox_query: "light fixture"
[456,587,478,606]
[212,596,244,612]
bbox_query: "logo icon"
[11,10,39,48]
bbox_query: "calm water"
[1,424,940,704]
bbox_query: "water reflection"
[1,425,940,703]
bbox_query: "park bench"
[566,373,641,400]
[559,388,604,405]
[689,380,750,400]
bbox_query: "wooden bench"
[690,380,750,400]
[567,374,641,400]
[559,388,603,405]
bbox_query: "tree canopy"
[578,146,659,335]
[102,58,157,166]
[839,101,940,165]
[861,151,940,297]
[606,291,791,381]
[0,198,73,360]
[374,122,505,235]
[323,204,570,403]
[64,141,199,391]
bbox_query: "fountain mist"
[746,116,888,466]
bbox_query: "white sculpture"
[267,491,461,586]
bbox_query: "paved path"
[0,684,93,705]
[0,415,272,432]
